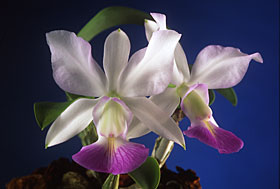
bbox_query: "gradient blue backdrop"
[0,0,278,188]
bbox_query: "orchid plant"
[34,6,262,188]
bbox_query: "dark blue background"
[0,0,278,188]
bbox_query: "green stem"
[102,174,120,189]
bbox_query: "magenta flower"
[45,29,185,174]
[138,13,263,153]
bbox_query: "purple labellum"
[184,120,244,154]
[72,136,149,175]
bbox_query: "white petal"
[150,88,180,116]
[116,47,147,94]
[45,98,98,147]
[175,43,191,81]
[171,60,185,85]
[127,88,180,139]
[122,97,185,147]
[116,48,146,90]
[144,19,159,41]
[103,29,130,91]
[145,14,190,84]
[46,30,106,97]
[126,117,150,139]
[144,13,167,41]
[119,30,181,97]
[150,13,167,30]
[189,45,263,89]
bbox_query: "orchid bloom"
[130,13,263,154]
[45,29,185,174]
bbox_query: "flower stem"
[151,108,185,168]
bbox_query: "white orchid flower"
[129,13,263,153]
[45,28,185,174]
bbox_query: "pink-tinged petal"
[150,13,167,30]
[45,98,99,147]
[180,84,212,121]
[174,43,191,82]
[103,29,130,91]
[72,136,149,175]
[46,30,106,97]
[92,96,132,138]
[184,119,244,154]
[119,30,181,97]
[189,45,263,89]
[144,19,159,41]
[122,97,185,148]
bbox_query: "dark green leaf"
[129,157,160,189]
[215,88,238,106]
[34,101,74,130]
[78,121,98,146]
[208,89,215,105]
[78,6,152,41]
[102,174,119,189]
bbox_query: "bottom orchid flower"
[72,97,149,174]
[45,28,185,175]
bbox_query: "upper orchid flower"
[128,13,263,154]
[45,28,185,174]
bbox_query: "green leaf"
[34,101,74,130]
[208,89,215,105]
[78,6,152,41]
[102,174,119,189]
[128,157,160,189]
[78,121,98,146]
[215,88,238,106]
